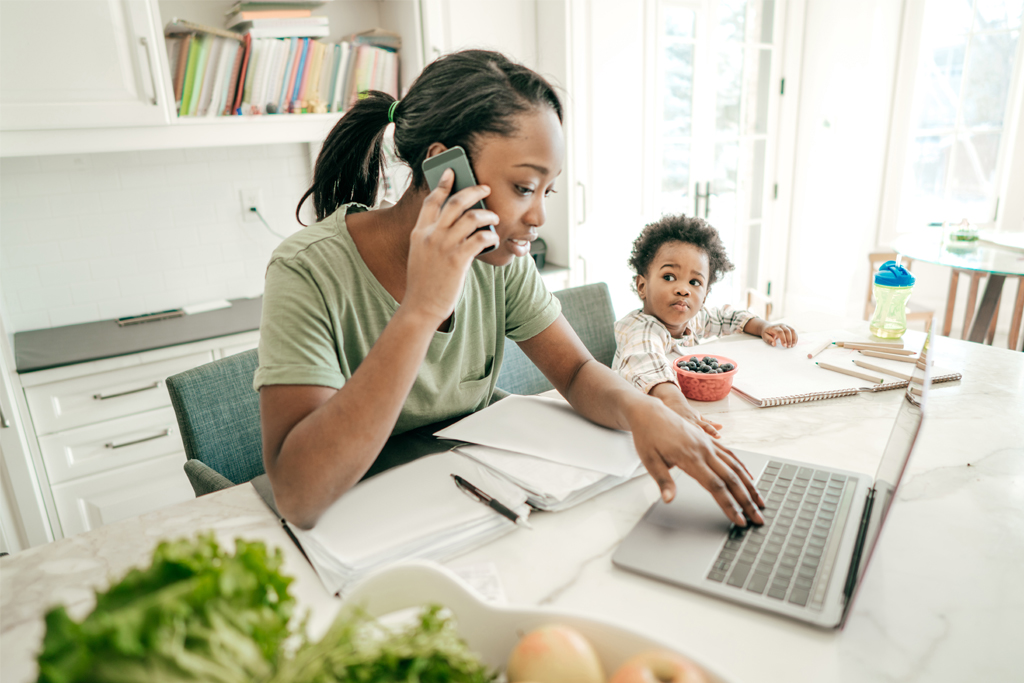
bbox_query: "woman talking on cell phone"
[255,49,764,530]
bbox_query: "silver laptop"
[612,332,935,629]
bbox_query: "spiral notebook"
[696,330,961,408]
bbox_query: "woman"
[255,50,764,530]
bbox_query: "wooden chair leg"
[1009,276,1024,351]
[985,292,1001,345]
[962,272,982,339]
[943,270,959,337]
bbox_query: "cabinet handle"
[139,37,158,106]
[93,381,160,400]
[105,429,170,450]
[0,404,9,428]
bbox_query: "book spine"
[231,33,254,115]
[326,43,342,112]
[172,34,192,111]
[196,37,226,116]
[214,42,241,116]
[222,40,246,115]
[291,38,311,112]
[296,39,317,111]
[178,34,202,116]
[188,34,214,116]
[281,37,302,113]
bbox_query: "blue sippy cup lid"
[874,260,915,287]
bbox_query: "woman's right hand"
[404,168,500,324]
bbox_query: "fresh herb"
[272,604,497,683]
[36,534,295,683]
[35,536,494,683]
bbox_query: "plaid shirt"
[612,306,756,394]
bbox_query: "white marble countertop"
[3,313,1023,683]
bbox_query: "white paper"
[294,451,528,566]
[696,329,936,402]
[435,394,641,477]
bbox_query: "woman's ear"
[636,274,647,301]
[424,142,449,160]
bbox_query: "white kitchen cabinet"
[18,331,258,540]
[0,0,171,131]
[0,0,426,156]
[51,452,196,537]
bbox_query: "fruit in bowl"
[609,648,709,683]
[674,354,739,402]
[506,623,605,683]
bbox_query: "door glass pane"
[666,5,696,37]
[759,0,775,42]
[664,41,695,138]
[949,130,1002,205]
[717,0,748,42]
[748,139,767,219]
[975,0,1024,29]
[899,0,1023,227]
[916,34,968,129]
[716,44,743,135]
[661,143,692,214]
[747,222,761,288]
[961,29,1019,127]
[747,47,772,134]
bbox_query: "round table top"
[892,228,1024,277]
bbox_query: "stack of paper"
[289,451,529,596]
[435,395,646,511]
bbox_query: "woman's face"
[466,107,565,267]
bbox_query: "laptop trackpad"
[613,450,769,583]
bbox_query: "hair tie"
[387,100,400,123]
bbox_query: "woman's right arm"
[261,171,498,529]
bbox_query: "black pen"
[451,474,533,530]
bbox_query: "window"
[892,0,1023,230]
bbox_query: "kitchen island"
[2,313,1022,683]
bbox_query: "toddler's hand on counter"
[762,323,798,348]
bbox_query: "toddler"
[612,214,797,434]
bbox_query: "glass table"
[893,228,1024,348]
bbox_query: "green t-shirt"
[253,204,562,434]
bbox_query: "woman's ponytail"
[296,90,396,224]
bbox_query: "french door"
[646,0,784,309]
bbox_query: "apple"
[608,649,707,683]
[506,623,606,683]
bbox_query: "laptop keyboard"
[706,461,854,609]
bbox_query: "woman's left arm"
[518,316,764,527]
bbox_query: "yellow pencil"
[816,361,885,384]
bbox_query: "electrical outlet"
[240,188,264,223]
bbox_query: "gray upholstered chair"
[169,282,618,496]
[167,348,264,496]
[495,282,618,395]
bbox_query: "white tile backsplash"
[1,144,312,332]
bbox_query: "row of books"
[165,27,400,117]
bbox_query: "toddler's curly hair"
[627,214,735,292]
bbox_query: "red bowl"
[674,354,739,402]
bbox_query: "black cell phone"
[421,145,496,254]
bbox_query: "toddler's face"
[637,241,710,337]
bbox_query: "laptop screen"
[845,331,933,613]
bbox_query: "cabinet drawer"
[38,406,183,485]
[51,452,195,538]
[24,352,212,434]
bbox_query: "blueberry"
[721,363,734,371]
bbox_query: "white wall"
[0,145,311,333]
[783,0,904,321]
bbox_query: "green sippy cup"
[869,260,916,339]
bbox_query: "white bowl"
[341,560,729,682]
